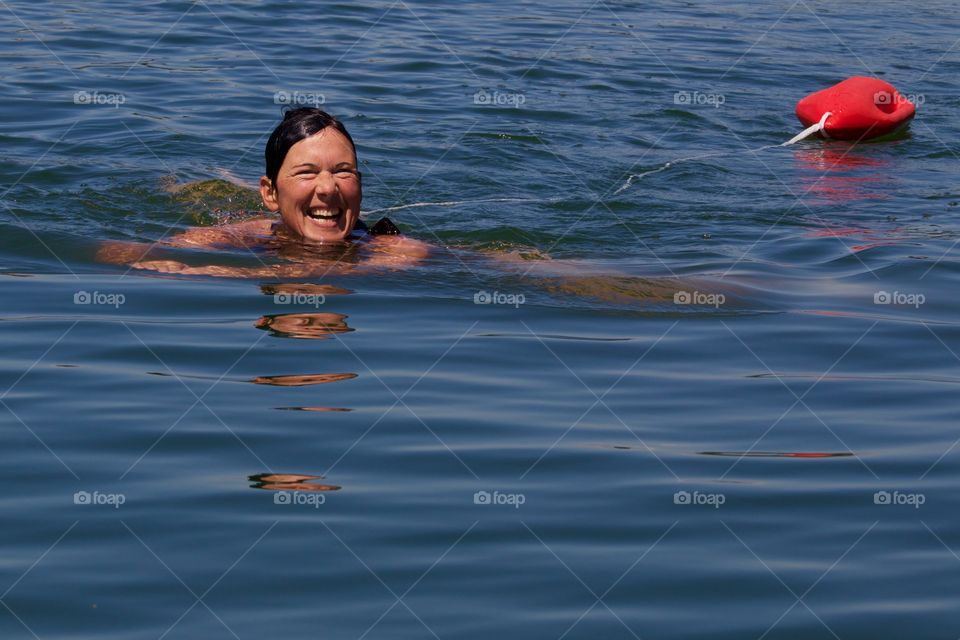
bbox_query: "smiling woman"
[96,108,430,276]
[262,108,363,243]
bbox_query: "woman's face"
[260,128,362,243]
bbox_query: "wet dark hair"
[264,108,358,185]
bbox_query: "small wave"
[746,371,960,385]
[475,332,633,342]
[699,451,854,458]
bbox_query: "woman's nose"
[313,171,338,196]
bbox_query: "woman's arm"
[127,259,355,279]
[96,218,279,274]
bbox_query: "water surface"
[2,1,960,638]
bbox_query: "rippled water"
[2,1,960,638]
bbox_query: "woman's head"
[260,108,362,243]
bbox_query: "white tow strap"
[782,112,831,146]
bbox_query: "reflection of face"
[248,473,341,492]
[260,283,353,297]
[260,128,362,243]
[255,312,352,340]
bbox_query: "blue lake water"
[2,1,960,637]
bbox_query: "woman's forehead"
[285,128,355,164]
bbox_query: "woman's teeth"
[306,208,341,220]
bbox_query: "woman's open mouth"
[304,207,343,229]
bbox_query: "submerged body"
[97,213,430,277]
[96,107,730,308]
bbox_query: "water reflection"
[252,373,357,386]
[260,283,353,297]
[805,224,909,251]
[255,312,353,340]
[792,143,893,204]
[274,406,352,412]
[252,283,357,415]
[145,371,358,386]
[249,473,341,491]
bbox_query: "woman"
[97,108,429,276]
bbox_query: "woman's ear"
[259,176,279,212]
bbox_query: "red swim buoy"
[795,76,915,141]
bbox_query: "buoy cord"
[613,150,725,194]
[364,196,558,215]
[782,112,831,146]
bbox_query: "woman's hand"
[360,235,431,270]
[95,240,157,265]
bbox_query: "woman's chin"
[306,233,348,244]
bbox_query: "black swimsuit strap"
[358,217,401,236]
